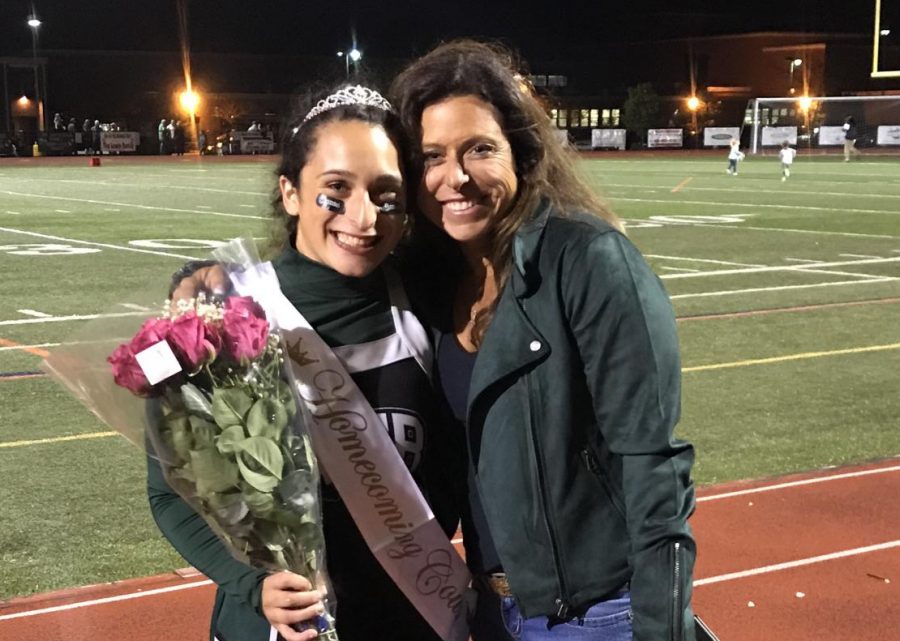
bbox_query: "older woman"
[390,40,696,641]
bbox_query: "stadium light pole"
[337,48,362,78]
[788,58,802,95]
[27,15,43,132]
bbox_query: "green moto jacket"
[457,201,697,641]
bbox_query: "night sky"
[0,1,877,63]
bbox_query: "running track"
[1,459,898,641]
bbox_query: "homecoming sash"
[231,262,470,641]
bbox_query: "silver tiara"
[301,85,392,125]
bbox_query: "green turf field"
[1,154,898,598]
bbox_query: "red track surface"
[2,460,898,641]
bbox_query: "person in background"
[726,138,744,175]
[843,115,860,162]
[390,40,697,641]
[778,140,797,181]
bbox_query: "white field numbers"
[0,239,229,256]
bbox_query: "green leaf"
[246,397,289,440]
[163,414,193,461]
[190,448,240,496]
[216,425,247,454]
[244,490,275,516]
[240,437,284,479]
[236,437,284,492]
[181,383,214,420]
[189,416,218,448]
[212,387,253,428]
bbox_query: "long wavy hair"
[390,40,621,345]
[267,83,411,255]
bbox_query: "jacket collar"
[511,197,553,298]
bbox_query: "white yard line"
[613,196,900,216]
[118,303,151,311]
[660,266,701,272]
[645,254,765,268]
[698,222,900,240]
[4,210,22,215]
[54,209,71,214]
[16,309,52,318]
[660,256,900,280]
[600,181,900,201]
[669,278,898,300]
[694,540,900,586]
[0,227,201,260]
[784,258,822,263]
[840,253,884,259]
[0,190,267,221]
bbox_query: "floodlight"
[179,90,201,112]
[792,58,802,66]
[27,17,41,28]
[798,96,813,112]
[349,49,362,62]
[687,96,701,111]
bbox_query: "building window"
[530,75,548,88]
[580,109,590,127]
[569,109,579,127]
[558,109,568,128]
[548,75,568,87]
[611,109,620,126]
[590,109,599,127]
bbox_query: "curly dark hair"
[389,39,620,345]
[266,83,411,254]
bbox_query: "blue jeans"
[500,592,633,641]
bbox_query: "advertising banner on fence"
[591,129,626,150]
[101,132,140,153]
[234,131,275,154]
[703,127,740,147]
[38,132,75,156]
[647,129,683,148]
[817,126,846,146]
[876,125,900,145]
[761,126,797,146]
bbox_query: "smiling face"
[280,119,407,278]
[417,95,518,252]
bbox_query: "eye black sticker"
[316,193,345,214]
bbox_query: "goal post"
[746,95,900,155]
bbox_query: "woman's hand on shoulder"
[261,571,326,641]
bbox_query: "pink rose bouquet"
[106,292,338,640]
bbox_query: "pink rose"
[223,297,269,362]
[108,343,155,396]
[131,318,172,353]
[225,296,267,321]
[168,311,218,371]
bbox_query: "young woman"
[390,41,697,641]
[150,84,463,641]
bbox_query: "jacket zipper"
[672,541,683,641]
[525,372,571,618]
[580,447,626,520]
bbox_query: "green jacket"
[461,201,696,641]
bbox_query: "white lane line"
[195,205,211,209]
[784,258,823,264]
[104,208,120,212]
[0,342,60,352]
[0,579,213,621]
[661,256,900,280]
[0,311,145,327]
[699,223,900,241]
[646,254,765,268]
[239,204,256,208]
[660,266,701,272]
[694,540,900,587]
[0,227,201,260]
[54,209,72,214]
[699,464,900,502]
[4,210,21,215]
[670,278,898,300]
[118,303,151,311]
[0,190,267,221]
[840,253,883,259]
[17,309,52,318]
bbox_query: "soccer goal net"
[743,95,900,155]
